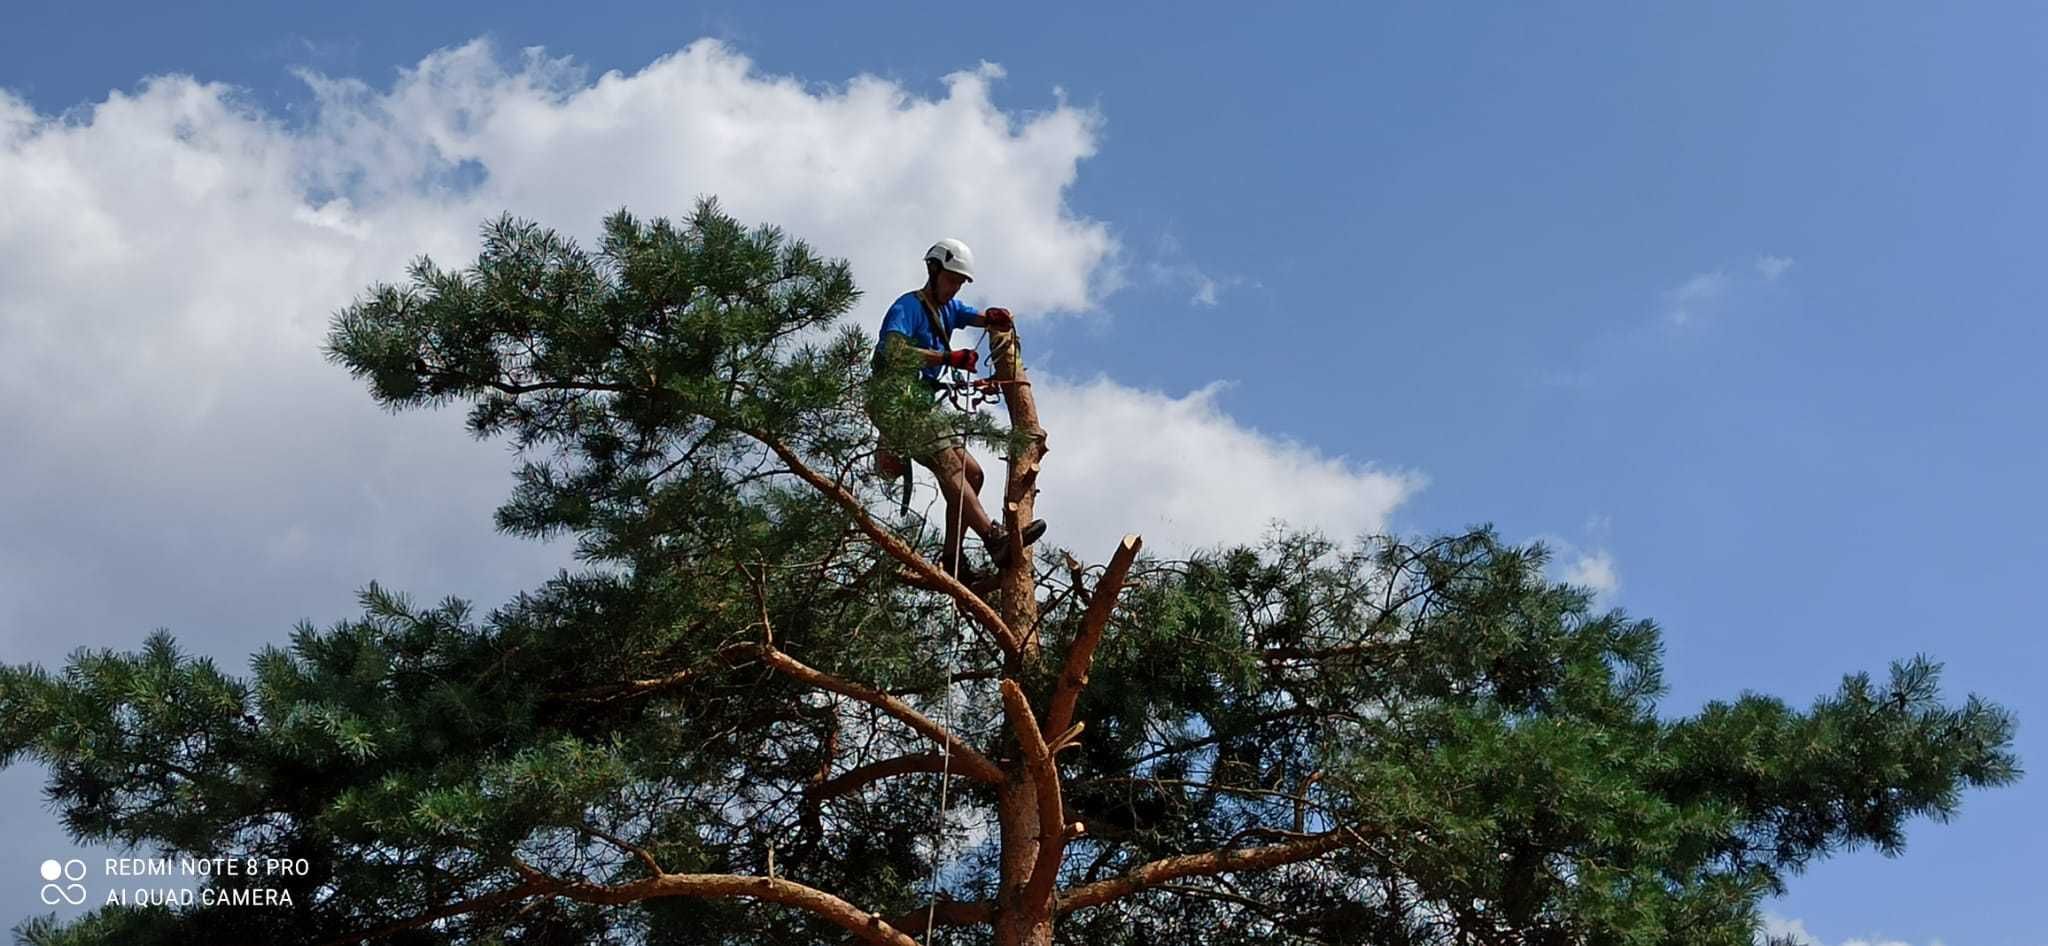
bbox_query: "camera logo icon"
[39,859,87,906]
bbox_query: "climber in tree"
[870,238,1046,581]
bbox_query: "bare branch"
[879,897,996,937]
[810,752,999,804]
[547,871,926,946]
[319,877,556,946]
[1056,831,1349,915]
[749,429,1018,653]
[1129,706,1328,766]
[1295,771,1324,834]
[757,646,1003,784]
[1044,534,1142,740]
[545,642,756,705]
[582,823,663,877]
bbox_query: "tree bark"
[990,327,1058,945]
[989,329,1047,661]
[993,769,1057,946]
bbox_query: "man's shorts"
[866,374,963,476]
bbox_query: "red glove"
[942,349,980,372]
[981,307,1014,332]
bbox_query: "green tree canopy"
[1,201,2018,946]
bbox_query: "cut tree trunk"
[990,327,1047,659]
[991,327,1057,944]
[993,769,1057,946]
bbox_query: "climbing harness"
[933,370,1003,414]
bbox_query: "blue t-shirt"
[873,290,980,381]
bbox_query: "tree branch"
[1128,706,1327,766]
[757,645,1003,784]
[749,429,1018,653]
[1056,831,1350,915]
[543,641,758,706]
[1154,882,1336,945]
[545,871,926,946]
[582,823,663,877]
[879,897,996,937]
[810,752,999,804]
[318,876,559,946]
[1000,679,1070,910]
[414,359,631,399]
[1044,534,1142,740]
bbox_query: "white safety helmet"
[923,238,975,281]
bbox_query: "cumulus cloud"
[0,37,1121,654]
[1010,377,1423,558]
[0,34,1430,659]
[1562,549,1620,601]
[1760,914,1942,946]
[1530,522,1618,607]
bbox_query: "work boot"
[986,519,1048,569]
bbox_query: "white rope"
[920,625,957,946]
[921,349,978,946]
[921,325,996,945]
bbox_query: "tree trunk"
[991,327,1057,944]
[993,768,1057,946]
[990,328,1046,661]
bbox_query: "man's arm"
[881,331,975,370]
[964,307,1013,331]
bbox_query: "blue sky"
[3,4,2041,943]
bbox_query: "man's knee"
[925,446,964,479]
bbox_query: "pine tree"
[1,200,2019,946]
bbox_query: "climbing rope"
[921,325,996,946]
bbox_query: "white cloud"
[1143,230,1247,307]
[1760,914,1943,946]
[0,38,1127,664]
[1663,270,1730,325]
[0,37,1425,666]
[1662,255,1793,327]
[1563,550,1620,601]
[1010,377,1423,558]
[1145,260,1244,306]
[1530,525,1618,608]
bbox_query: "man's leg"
[923,445,995,575]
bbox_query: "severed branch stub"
[1044,534,1143,740]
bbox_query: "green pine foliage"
[0,201,2018,945]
